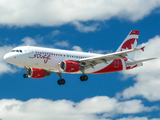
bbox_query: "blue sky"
[0,0,160,120]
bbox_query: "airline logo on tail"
[121,30,139,51]
[116,30,140,59]
[121,38,138,51]
[117,30,139,52]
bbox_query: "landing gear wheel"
[57,79,66,85]
[80,76,84,81]
[61,79,66,85]
[57,79,61,85]
[80,75,88,81]
[83,75,88,81]
[23,74,28,78]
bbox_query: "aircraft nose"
[3,53,11,62]
[3,53,15,63]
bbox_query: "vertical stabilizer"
[116,30,139,59]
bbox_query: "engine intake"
[26,67,50,79]
[59,60,79,73]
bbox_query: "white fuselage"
[3,46,126,74]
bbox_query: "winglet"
[141,46,145,51]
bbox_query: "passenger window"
[20,50,22,53]
[16,50,19,52]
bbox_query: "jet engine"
[59,60,79,73]
[25,67,50,79]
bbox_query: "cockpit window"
[11,49,23,53]
[11,50,16,52]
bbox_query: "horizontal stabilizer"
[126,58,156,65]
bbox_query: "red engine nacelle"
[27,68,50,79]
[59,60,79,73]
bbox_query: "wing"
[126,58,156,65]
[78,48,143,68]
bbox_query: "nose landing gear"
[23,74,28,78]
[23,66,30,78]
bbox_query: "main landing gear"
[57,73,66,85]
[80,70,88,81]
[80,74,88,81]
[56,72,88,85]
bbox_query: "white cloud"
[117,117,148,120]
[0,96,156,120]
[0,45,17,75]
[117,117,160,120]
[51,30,60,36]
[118,36,160,101]
[0,0,160,27]
[54,41,69,47]
[21,37,37,46]
[73,21,99,32]
[0,37,37,76]
[72,46,83,52]
[88,48,112,54]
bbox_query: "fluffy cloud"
[0,96,156,120]
[0,0,160,27]
[117,117,148,120]
[54,41,69,47]
[0,45,16,75]
[0,37,38,75]
[117,117,160,120]
[118,36,160,101]
[51,30,60,37]
[72,46,83,52]
[73,22,99,33]
[21,37,37,46]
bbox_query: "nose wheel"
[23,66,30,78]
[23,74,28,78]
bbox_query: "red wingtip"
[141,46,145,51]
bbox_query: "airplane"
[3,30,155,85]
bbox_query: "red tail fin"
[116,30,139,59]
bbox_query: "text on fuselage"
[34,54,51,63]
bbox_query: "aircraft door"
[114,59,119,68]
[28,47,35,58]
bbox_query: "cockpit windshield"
[11,49,23,53]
